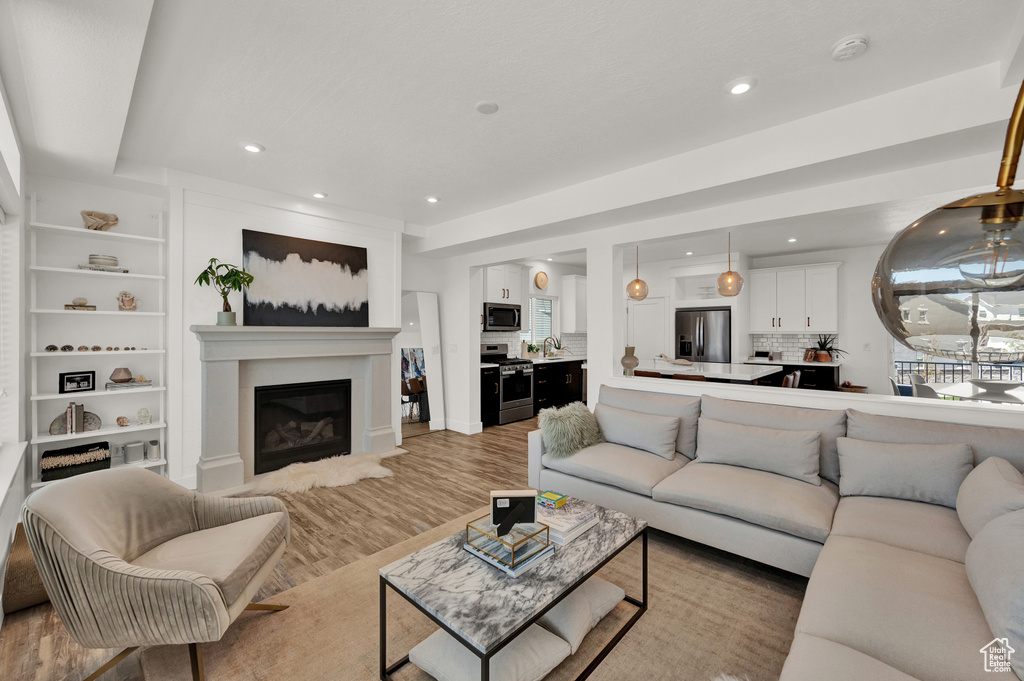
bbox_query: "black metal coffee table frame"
[380,527,647,681]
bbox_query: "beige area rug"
[250,453,394,494]
[140,509,805,681]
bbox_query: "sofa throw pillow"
[966,510,1024,680]
[593,403,679,460]
[957,457,1024,538]
[836,437,972,508]
[538,402,604,459]
[598,386,701,458]
[700,395,846,485]
[694,417,821,486]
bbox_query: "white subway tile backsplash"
[750,333,837,362]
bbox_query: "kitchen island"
[632,359,782,383]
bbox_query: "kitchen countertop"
[480,356,585,369]
[633,360,782,382]
[744,358,843,368]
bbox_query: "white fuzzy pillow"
[539,402,604,459]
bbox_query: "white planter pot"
[217,311,236,326]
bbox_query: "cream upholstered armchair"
[21,467,290,681]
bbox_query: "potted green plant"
[815,334,847,362]
[526,343,540,359]
[552,336,564,357]
[194,258,254,326]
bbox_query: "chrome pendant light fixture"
[627,245,649,301]
[873,81,1024,368]
[717,232,743,297]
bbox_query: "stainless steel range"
[481,344,534,425]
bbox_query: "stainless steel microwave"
[483,302,522,331]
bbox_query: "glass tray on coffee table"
[379,500,648,681]
[465,516,550,568]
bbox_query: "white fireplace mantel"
[190,325,400,492]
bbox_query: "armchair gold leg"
[189,642,205,681]
[81,647,139,681]
[245,602,289,611]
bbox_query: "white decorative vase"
[217,311,236,326]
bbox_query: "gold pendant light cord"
[727,232,732,271]
[997,80,1024,191]
[636,245,639,280]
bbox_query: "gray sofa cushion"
[696,417,820,486]
[966,510,1024,680]
[651,462,839,543]
[599,385,700,458]
[542,442,687,496]
[700,395,846,484]
[594,403,679,460]
[847,408,1024,472]
[796,535,994,681]
[957,457,1024,538]
[780,634,921,681]
[836,437,972,509]
[830,496,971,563]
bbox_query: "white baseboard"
[172,474,197,491]
[446,419,483,435]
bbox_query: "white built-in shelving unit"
[28,192,169,488]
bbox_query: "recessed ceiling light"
[725,77,757,95]
[313,192,327,199]
[243,142,265,153]
[475,101,499,115]
[425,196,439,203]
[788,238,797,243]
[686,251,694,256]
[547,258,553,261]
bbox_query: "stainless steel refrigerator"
[675,308,731,363]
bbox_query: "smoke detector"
[831,35,868,62]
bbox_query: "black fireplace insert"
[254,379,352,475]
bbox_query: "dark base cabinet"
[480,367,500,427]
[534,360,584,415]
[754,363,840,391]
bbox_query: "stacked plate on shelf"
[88,254,119,267]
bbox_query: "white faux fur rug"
[250,453,393,494]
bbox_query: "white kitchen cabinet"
[560,275,587,333]
[484,265,524,305]
[748,263,839,334]
[748,270,778,333]
[775,269,806,332]
[804,266,839,333]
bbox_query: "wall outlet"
[448,344,458,354]
[863,343,871,352]
[432,345,440,355]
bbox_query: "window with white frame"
[520,298,553,344]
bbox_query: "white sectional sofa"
[527,385,1024,681]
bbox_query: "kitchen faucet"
[542,336,556,358]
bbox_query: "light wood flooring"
[0,418,536,681]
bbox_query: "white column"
[364,353,395,453]
[196,358,245,492]
[586,240,625,406]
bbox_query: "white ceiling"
[542,192,964,267]
[2,0,1022,228]
[117,0,1018,225]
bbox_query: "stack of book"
[105,380,153,390]
[462,542,554,578]
[65,402,85,434]
[537,498,599,545]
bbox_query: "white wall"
[177,190,401,486]
[751,243,891,394]
[402,252,444,293]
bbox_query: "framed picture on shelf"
[802,348,816,362]
[59,371,95,394]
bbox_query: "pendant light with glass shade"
[873,80,1024,370]
[627,245,649,301]
[717,232,744,297]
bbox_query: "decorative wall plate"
[534,271,548,290]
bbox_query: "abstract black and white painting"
[242,230,369,326]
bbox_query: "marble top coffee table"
[379,502,648,681]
